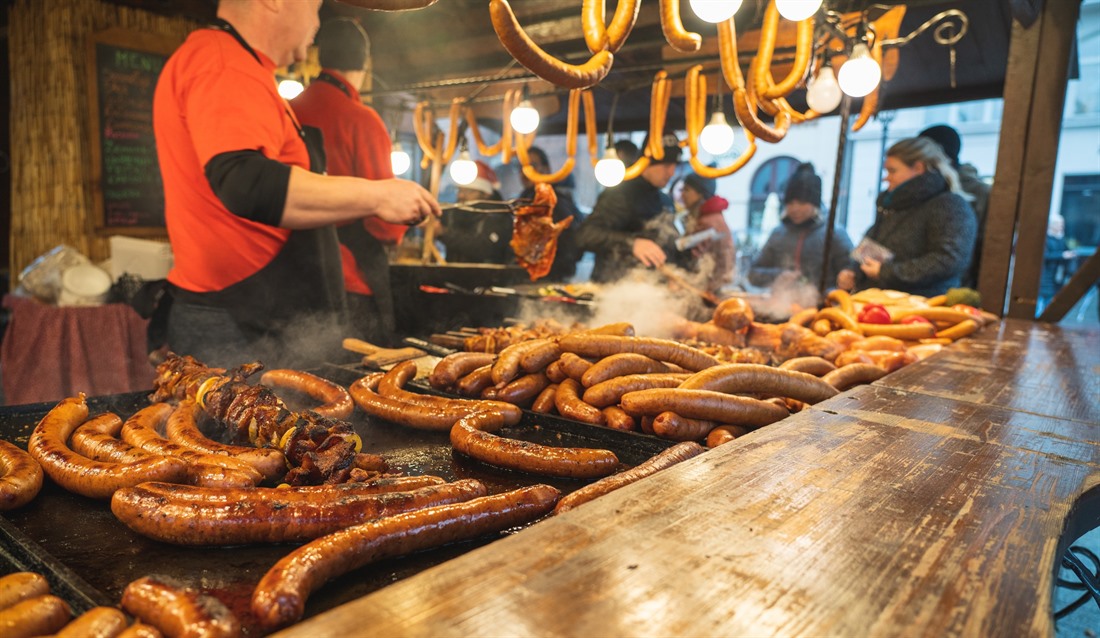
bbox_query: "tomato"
[951,304,983,319]
[900,315,933,326]
[857,303,892,324]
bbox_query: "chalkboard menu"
[86,28,180,235]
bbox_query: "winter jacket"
[683,196,736,293]
[957,163,990,288]
[748,213,853,290]
[576,176,680,282]
[852,171,977,297]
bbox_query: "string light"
[594,146,625,187]
[775,0,822,21]
[449,148,478,186]
[277,78,304,99]
[689,0,742,24]
[806,64,843,113]
[699,111,735,155]
[390,142,411,176]
[510,89,540,135]
[838,42,881,97]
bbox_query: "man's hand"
[370,179,441,226]
[836,269,856,291]
[632,238,667,268]
[859,257,882,279]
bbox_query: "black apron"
[165,21,347,367]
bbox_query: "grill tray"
[0,370,671,635]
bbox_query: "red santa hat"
[465,160,501,196]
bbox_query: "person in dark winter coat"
[838,137,977,297]
[577,133,683,283]
[749,163,853,291]
[518,146,583,281]
[919,124,990,289]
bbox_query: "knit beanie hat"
[919,125,961,166]
[316,18,370,71]
[783,163,822,205]
[641,131,683,165]
[683,172,717,199]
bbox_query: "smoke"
[584,271,696,338]
[753,274,820,320]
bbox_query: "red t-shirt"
[291,70,406,295]
[154,28,309,293]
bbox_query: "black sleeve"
[204,150,292,227]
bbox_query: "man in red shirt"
[154,0,439,367]
[291,18,406,345]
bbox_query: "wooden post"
[980,0,1080,319]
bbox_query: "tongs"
[439,198,549,215]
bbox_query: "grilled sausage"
[69,413,153,464]
[777,356,837,376]
[0,595,71,638]
[554,378,605,425]
[0,439,43,511]
[581,353,672,387]
[429,352,496,390]
[164,401,286,483]
[380,362,522,426]
[651,411,718,442]
[0,573,50,612]
[620,389,789,427]
[559,335,719,372]
[822,363,888,391]
[554,441,705,514]
[582,373,689,409]
[259,369,353,420]
[490,0,613,89]
[678,363,838,404]
[121,576,238,638]
[55,606,128,638]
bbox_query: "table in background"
[1,295,151,405]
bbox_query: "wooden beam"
[980,0,1080,318]
[1038,252,1100,323]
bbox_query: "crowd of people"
[152,0,1008,368]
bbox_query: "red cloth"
[1,296,151,405]
[154,28,308,293]
[292,70,407,294]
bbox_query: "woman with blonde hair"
[837,136,977,297]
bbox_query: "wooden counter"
[278,319,1100,637]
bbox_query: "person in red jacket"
[154,0,438,368]
[291,18,406,345]
[679,172,735,295]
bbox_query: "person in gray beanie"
[577,132,684,282]
[748,163,853,292]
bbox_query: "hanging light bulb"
[689,0,742,23]
[775,0,821,21]
[277,78,304,99]
[510,99,540,134]
[699,111,736,155]
[838,42,881,98]
[594,147,626,187]
[806,64,843,113]
[390,142,411,176]
[449,149,478,186]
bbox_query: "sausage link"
[429,352,496,390]
[936,319,980,341]
[494,372,550,407]
[582,373,689,409]
[379,361,522,426]
[659,0,701,51]
[554,441,705,514]
[811,318,833,336]
[544,360,567,383]
[451,416,618,479]
[601,406,637,432]
[351,373,493,432]
[530,383,559,414]
[849,335,908,352]
[816,307,861,333]
[581,353,671,387]
[777,356,837,376]
[858,322,936,340]
[583,322,636,336]
[490,0,612,89]
[559,335,719,372]
[706,425,750,448]
[121,576,238,638]
[111,479,487,546]
[55,606,128,638]
[822,363,888,391]
[651,411,718,442]
[620,389,789,427]
[117,622,163,638]
[259,369,353,420]
[558,352,594,382]
[712,297,754,332]
[0,572,49,612]
[29,397,190,499]
[70,413,154,464]
[252,484,560,631]
[165,400,287,483]
[789,307,818,327]
[0,439,43,511]
[678,363,838,404]
[555,379,606,425]
[0,594,71,638]
[491,338,552,385]
[519,340,562,373]
[456,364,495,397]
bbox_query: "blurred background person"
[678,171,735,295]
[748,163,852,293]
[577,133,683,283]
[518,146,582,281]
[919,124,990,289]
[837,137,976,297]
[432,160,513,265]
[613,139,641,168]
[1039,213,1077,313]
[292,17,405,345]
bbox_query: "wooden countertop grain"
[274,319,1100,637]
